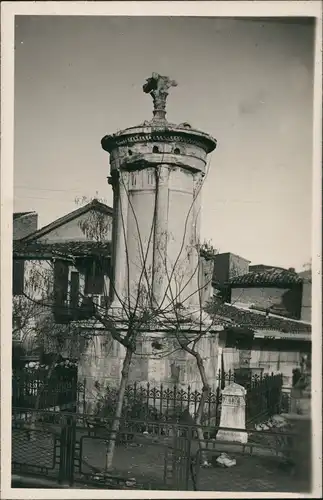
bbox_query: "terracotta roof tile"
[229,268,304,286]
[207,299,311,334]
[13,240,111,259]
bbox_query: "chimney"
[13,212,38,240]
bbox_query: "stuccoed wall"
[222,343,307,388]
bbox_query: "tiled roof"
[228,268,304,287]
[13,240,111,259]
[207,299,311,334]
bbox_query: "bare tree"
[13,162,229,468]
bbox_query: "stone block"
[216,383,247,444]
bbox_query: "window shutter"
[70,271,80,315]
[13,260,25,296]
[85,259,104,295]
[53,260,69,323]
[54,260,69,304]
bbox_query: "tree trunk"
[194,352,211,466]
[105,347,133,470]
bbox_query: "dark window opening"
[79,296,96,320]
[70,271,80,315]
[54,260,69,305]
[153,146,159,153]
[174,147,181,154]
[128,149,133,156]
[84,259,105,295]
[53,260,70,323]
[13,260,25,296]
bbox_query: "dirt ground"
[12,426,311,492]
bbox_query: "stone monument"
[101,73,217,314]
[216,383,248,444]
[79,74,225,398]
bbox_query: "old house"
[12,200,113,357]
[211,257,311,388]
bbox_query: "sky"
[14,16,315,271]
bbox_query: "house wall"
[231,286,302,319]
[12,260,52,346]
[37,211,112,243]
[13,257,110,345]
[222,340,310,388]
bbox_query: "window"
[53,260,69,306]
[13,260,25,296]
[152,146,159,153]
[174,147,181,155]
[53,259,69,323]
[84,259,105,295]
[131,172,137,186]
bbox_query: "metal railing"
[12,369,284,428]
[12,407,298,491]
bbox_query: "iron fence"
[12,407,297,491]
[86,371,283,428]
[12,408,192,490]
[245,374,283,425]
[12,369,284,428]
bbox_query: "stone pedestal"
[216,383,247,444]
[78,322,224,412]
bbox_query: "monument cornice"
[101,126,217,154]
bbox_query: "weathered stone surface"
[216,383,247,444]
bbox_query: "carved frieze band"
[110,134,211,152]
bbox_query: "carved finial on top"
[143,73,177,121]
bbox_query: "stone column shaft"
[112,171,129,305]
[153,165,170,306]
[191,172,203,308]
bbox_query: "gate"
[12,409,194,490]
[163,428,193,490]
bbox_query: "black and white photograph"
[1,1,322,497]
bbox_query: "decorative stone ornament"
[143,73,178,121]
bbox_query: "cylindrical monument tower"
[101,73,217,313]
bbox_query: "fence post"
[59,414,76,486]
